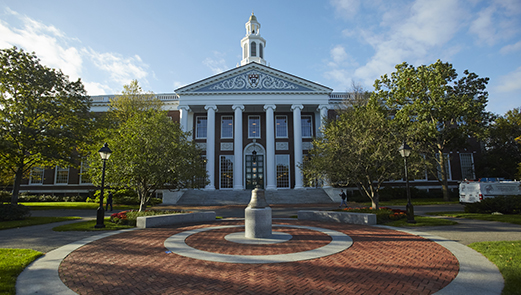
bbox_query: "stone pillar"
[291,104,304,189]
[232,104,244,190]
[205,105,217,190]
[317,104,329,137]
[264,104,276,190]
[245,187,272,238]
[178,105,191,133]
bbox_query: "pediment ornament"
[210,70,298,91]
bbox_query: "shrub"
[465,195,521,214]
[110,209,185,226]
[0,191,11,203]
[0,204,31,221]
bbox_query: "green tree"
[302,98,402,209]
[0,47,92,204]
[477,108,521,179]
[373,60,491,201]
[88,110,207,211]
[109,79,163,124]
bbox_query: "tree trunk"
[11,167,24,205]
[439,151,451,201]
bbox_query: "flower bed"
[110,210,188,226]
[337,207,407,224]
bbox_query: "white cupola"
[240,12,267,66]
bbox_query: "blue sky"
[0,0,519,115]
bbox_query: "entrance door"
[245,154,264,189]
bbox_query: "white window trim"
[301,115,313,138]
[219,155,234,190]
[80,161,92,184]
[275,115,288,139]
[29,167,44,185]
[55,166,69,185]
[196,116,208,139]
[248,115,261,139]
[459,153,475,180]
[276,154,291,188]
[221,115,234,139]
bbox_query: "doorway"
[245,154,264,189]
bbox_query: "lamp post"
[95,143,112,228]
[398,141,415,223]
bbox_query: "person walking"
[339,189,348,208]
[106,192,113,212]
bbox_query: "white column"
[264,104,276,190]
[232,104,244,190]
[204,105,217,190]
[178,105,191,133]
[291,104,304,189]
[317,104,329,137]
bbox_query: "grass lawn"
[468,240,521,295]
[385,216,458,227]
[53,217,134,231]
[21,202,138,210]
[361,198,460,206]
[429,212,521,225]
[0,217,81,230]
[0,248,43,295]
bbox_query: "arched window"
[259,43,263,59]
[244,44,248,59]
[251,41,256,57]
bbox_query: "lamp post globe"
[95,143,112,228]
[398,141,415,223]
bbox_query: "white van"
[459,180,521,203]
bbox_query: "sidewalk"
[4,204,516,294]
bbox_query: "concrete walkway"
[2,204,517,294]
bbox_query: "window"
[259,43,263,58]
[196,116,207,139]
[220,155,234,189]
[249,115,261,138]
[29,167,44,184]
[221,116,233,139]
[301,115,313,138]
[80,161,92,184]
[276,116,288,138]
[460,153,475,180]
[436,153,452,180]
[251,41,257,56]
[276,155,290,188]
[55,166,69,184]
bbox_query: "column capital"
[232,104,245,111]
[263,104,276,111]
[178,105,191,112]
[291,104,304,111]
[317,104,329,112]
[204,104,218,111]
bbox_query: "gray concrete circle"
[225,231,293,244]
[164,224,352,264]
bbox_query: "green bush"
[465,195,521,214]
[0,191,11,203]
[87,188,162,206]
[0,204,31,221]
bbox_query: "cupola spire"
[240,12,267,66]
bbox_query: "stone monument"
[245,186,272,238]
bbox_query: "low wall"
[298,210,377,225]
[136,211,216,228]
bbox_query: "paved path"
[2,204,518,294]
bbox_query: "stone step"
[175,188,334,205]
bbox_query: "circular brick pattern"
[59,220,459,295]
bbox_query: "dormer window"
[259,44,263,59]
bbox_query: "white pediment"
[175,63,332,95]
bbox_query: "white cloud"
[203,51,228,75]
[331,45,348,63]
[496,66,521,93]
[330,0,361,19]
[0,8,150,95]
[500,41,521,54]
[469,0,521,46]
